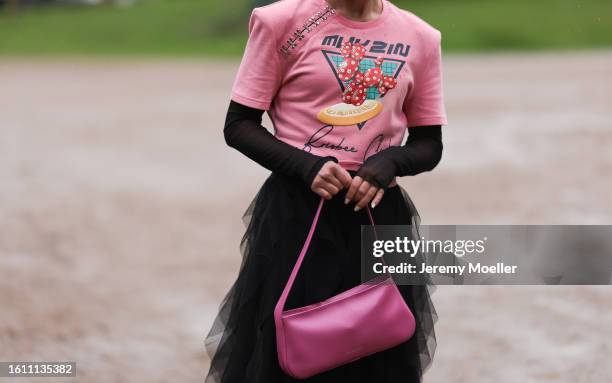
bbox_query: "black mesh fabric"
[224,101,442,190]
[356,126,443,188]
[224,100,336,188]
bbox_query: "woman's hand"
[310,161,352,200]
[344,177,397,211]
[344,176,384,211]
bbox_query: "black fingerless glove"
[224,100,337,187]
[356,126,443,188]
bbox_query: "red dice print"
[362,55,384,87]
[337,58,359,81]
[336,45,398,106]
[343,82,366,106]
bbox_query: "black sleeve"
[355,126,443,188]
[223,100,337,187]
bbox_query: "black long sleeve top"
[224,100,443,188]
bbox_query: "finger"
[320,182,340,196]
[355,186,377,211]
[314,188,332,200]
[331,165,353,188]
[345,176,363,204]
[320,172,343,190]
[371,188,384,208]
[314,174,341,195]
[353,180,371,203]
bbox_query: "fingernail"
[354,206,361,212]
[344,198,350,205]
[371,202,376,209]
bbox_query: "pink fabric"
[231,0,447,170]
[274,197,416,378]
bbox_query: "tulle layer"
[205,173,437,383]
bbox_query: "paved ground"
[0,52,611,382]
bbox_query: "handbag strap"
[274,197,378,317]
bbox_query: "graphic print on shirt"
[318,38,408,130]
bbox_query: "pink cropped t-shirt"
[231,0,447,171]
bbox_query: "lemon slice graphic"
[316,99,383,126]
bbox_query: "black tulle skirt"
[205,173,437,383]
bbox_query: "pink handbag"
[274,197,416,379]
